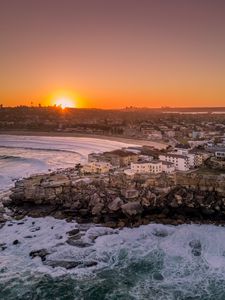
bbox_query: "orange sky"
[0,0,225,108]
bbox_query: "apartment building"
[82,162,112,174]
[215,150,225,160]
[159,153,189,171]
[103,150,138,167]
[130,160,175,174]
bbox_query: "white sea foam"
[1,219,225,279]
[1,217,225,298]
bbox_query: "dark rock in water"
[29,249,49,261]
[78,224,92,231]
[152,229,169,238]
[67,233,82,241]
[86,227,118,242]
[7,223,13,227]
[192,248,201,256]
[66,228,80,236]
[32,221,35,225]
[83,261,98,267]
[66,239,92,248]
[12,239,19,245]
[153,272,164,281]
[0,243,7,251]
[45,260,98,269]
[24,235,33,239]
[17,222,24,225]
[30,226,41,232]
[45,260,82,269]
[189,239,201,248]
[189,240,202,256]
[55,234,63,240]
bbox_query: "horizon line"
[1,105,225,110]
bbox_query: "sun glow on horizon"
[54,97,76,109]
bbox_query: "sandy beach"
[0,130,168,149]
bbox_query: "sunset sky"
[0,0,225,108]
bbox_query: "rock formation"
[6,171,225,227]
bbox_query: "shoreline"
[0,130,168,149]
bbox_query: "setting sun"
[54,98,75,109]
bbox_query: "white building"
[159,153,189,171]
[161,161,175,173]
[129,160,175,174]
[82,162,112,174]
[130,161,162,174]
[215,150,225,160]
[172,149,203,167]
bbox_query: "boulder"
[66,228,80,236]
[121,201,143,217]
[189,239,202,256]
[29,249,49,261]
[121,189,139,199]
[108,197,123,212]
[89,193,102,208]
[45,260,81,269]
[45,260,97,269]
[12,239,20,245]
[66,239,92,247]
[92,203,104,215]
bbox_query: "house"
[81,162,112,174]
[103,150,138,167]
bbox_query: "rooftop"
[104,149,138,157]
[160,153,188,159]
[161,161,174,166]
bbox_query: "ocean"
[0,135,225,300]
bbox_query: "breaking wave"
[1,218,225,299]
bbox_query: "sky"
[0,0,225,108]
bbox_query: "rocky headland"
[4,170,225,228]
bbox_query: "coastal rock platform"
[5,171,225,228]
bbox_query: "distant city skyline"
[0,0,225,108]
